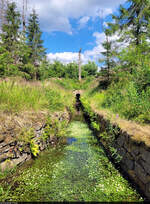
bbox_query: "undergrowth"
[81,96,122,163]
[0,80,73,113]
[83,77,150,124]
[102,80,150,123]
[55,77,94,90]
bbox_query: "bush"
[102,80,150,122]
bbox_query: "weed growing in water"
[0,122,143,202]
[42,115,68,142]
[81,96,122,163]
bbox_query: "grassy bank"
[0,78,74,113]
[82,77,150,124]
[0,78,74,182]
[0,78,74,146]
[80,77,150,147]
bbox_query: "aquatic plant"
[0,122,143,202]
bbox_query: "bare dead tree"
[22,0,28,31]
[22,0,25,31]
[78,48,82,81]
[100,9,104,32]
[0,0,10,33]
[25,0,28,15]
[0,0,5,32]
[0,0,4,32]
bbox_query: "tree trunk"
[106,35,110,82]
[78,48,82,81]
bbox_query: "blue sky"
[15,0,126,65]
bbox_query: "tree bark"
[78,48,82,81]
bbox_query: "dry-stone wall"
[96,114,150,199]
[82,106,150,199]
[0,111,70,172]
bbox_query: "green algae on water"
[1,121,143,202]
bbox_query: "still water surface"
[3,121,143,202]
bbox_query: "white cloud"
[78,16,90,29]
[46,32,106,64]
[46,28,128,65]
[41,16,72,34]
[47,52,89,64]
[47,31,122,64]
[83,32,105,61]
[14,0,126,33]
[13,0,127,64]
[93,32,106,44]
[84,31,124,62]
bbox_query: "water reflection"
[67,137,77,145]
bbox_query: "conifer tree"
[99,30,117,82]
[111,0,150,45]
[0,2,22,76]
[26,9,46,79]
[1,2,21,51]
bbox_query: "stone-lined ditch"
[0,93,146,201]
[0,111,70,171]
[80,94,149,200]
[0,120,143,202]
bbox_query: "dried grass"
[93,107,150,147]
[0,111,48,143]
[0,78,73,144]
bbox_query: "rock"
[125,158,134,170]
[0,135,5,143]
[9,141,17,146]
[0,160,14,172]
[13,150,20,158]
[0,110,70,172]
[117,147,126,157]
[23,145,30,153]
[12,153,28,166]
[140,148,150,165]
[17,141,24,147]
[26,154,32,161]
[0,153,29,171]
[135,162,148,184]
[117,135,125,147]
[121,152,134,170]
[35,130,42,138]
[0,152,14,162]
[39,143,45,151]
[130,146,139,158]
[140,159,150,175]
[123,141,129,151]
[0,145,10,154]
[146,182,150,198]
[35,125,42,131]
[0,141,7,149]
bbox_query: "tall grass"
[102,81,150,123]
[82,77,150,124]
[55,77,94,90]
[0,80,72,113]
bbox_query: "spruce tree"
[99,30,117,82]
[1,2,21,51]
[0,2,22,76]
[26,9,46,79]
[111,0,150,45]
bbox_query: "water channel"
[1,121,143,202]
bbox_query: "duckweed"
[1,121,143,202]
